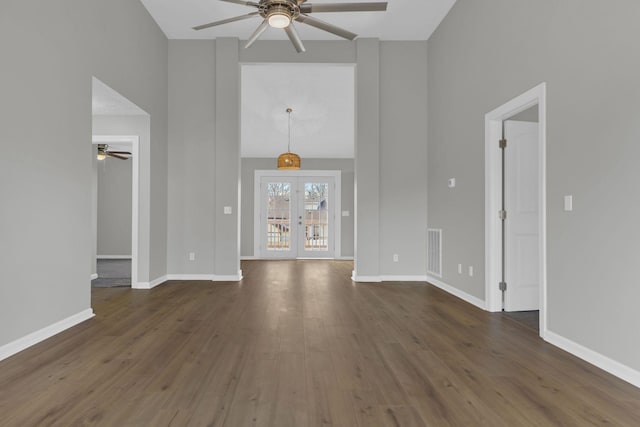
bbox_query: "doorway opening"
[485,83,547,337]
[254,170,341,259]
[92,76,149,289]
[239,63,356,262]
[92,135,140,287]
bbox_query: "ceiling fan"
[193,0,388,53]
[97,144,131,161]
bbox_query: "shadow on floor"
[92,259,131,288]
[502,310,539,333]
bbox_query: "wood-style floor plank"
[1,260,639,426]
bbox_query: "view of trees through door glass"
[304,183,329,251]
[260,174,336,258]
[266,183,291,250]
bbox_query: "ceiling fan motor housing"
[259,0,301,22]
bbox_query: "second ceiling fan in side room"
[96,144,131,161]
[193,0,388,53]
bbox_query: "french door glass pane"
[304,183,329,251]
[267,182,291,250]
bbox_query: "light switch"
[224,206,232,215]
[342,211,350,217]
[564,195,573,212]
[448,178,456,188]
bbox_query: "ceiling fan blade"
[295,14,357,40]
[284,22,306,53]
[220,0,260,6]
[106,151,132,155]
[107,153,129,160]
[245,20,270,48]
[193,12,260,31]
[300,2,387,13]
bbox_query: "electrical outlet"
[393,254,399,262]
[189,252,195,261]
[458,264,462,274]
[468,266,474,277]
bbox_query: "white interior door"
[257,173,338,259]
[504,120,540,312]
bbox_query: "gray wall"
[0,0,167,348]
[428,0,640,371]
[241,158,355,258]
[167,40,428,278]
[168,40,216,275]
[380,42,428,276]
[96,156,132,257]
[509,105,538,122]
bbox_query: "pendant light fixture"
[277,107,301,170]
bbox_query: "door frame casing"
[254,170,342,259]
[484,83,547,337]
[92,135,140,288]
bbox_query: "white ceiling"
[241,63,354,158]
[92,78,148,116]
[140,0,457,41]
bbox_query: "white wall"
[428,0,640,374]
[0,0,168,350]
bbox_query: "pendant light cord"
[287,108,292,153]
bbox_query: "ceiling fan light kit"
[267,5,293,28]
[194,0,388,53]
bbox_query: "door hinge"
[499,282,507,291]
[499,210,507,220]
[499,138,507,149]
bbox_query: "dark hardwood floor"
[1,260,639,426]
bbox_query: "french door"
[255,171,340,259]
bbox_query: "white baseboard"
[426,275,487,310]
[97,255,132,259]
[351,272,382,282]
[135,275,167,290]
[241,256,354,261]
[352,273,430,283]
[545,330,640,389]
[164,271,244,282]
[0,308,95,362]
[90,273,98,280]
[380,275,428,282]
[166,274,215,281]
[213,270,243,282]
